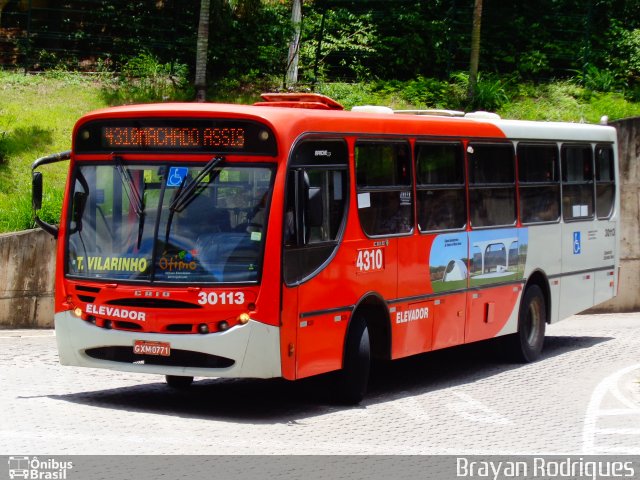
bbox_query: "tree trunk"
[0,0,10,27]
[285,0,302,89]
[195,0,211,102]
[468,0,483,102]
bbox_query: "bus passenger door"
[560,225,596,317]
[282,140,350,379]
[559,144,597,317]
[279,284,299,381]
[465,143,521,342]
[413,141,469,350]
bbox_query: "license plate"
[133,340,170,356]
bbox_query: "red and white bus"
[32,93,619,403]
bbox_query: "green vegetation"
[4,2,640,90]
[0,72,103,232]
[317,76,640,123]
[0,56,194,232]
[101,53,193,105]
[1,66,640,234]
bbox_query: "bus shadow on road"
[47,334,611,423]
[367,334,610,397]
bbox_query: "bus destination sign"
[103,126,246,149]
[75,118,277,156]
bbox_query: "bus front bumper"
[54,311,282,379]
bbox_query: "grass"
[0,71,106,231]
[499,81,640,122]
[1,71,640,233]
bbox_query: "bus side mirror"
[31,150,71,238]
[32,171,43,211]
[31,170,59,238]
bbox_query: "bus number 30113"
[356,248,384,273]
[197,291,245,305]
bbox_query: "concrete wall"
[589,117,640,312]
[0,228,56,328]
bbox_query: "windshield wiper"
[164,156,224,244]
[113,155,146,249]
[114,155,144,217]
[168,156,224,213]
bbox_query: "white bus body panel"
[522,224,563,323]
[487,120,617,144]
[492,120,619,320]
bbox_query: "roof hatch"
[254,93,344,110]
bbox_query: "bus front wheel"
[165,375,194,389]
[332,317,371,405]
[507,284,546,363]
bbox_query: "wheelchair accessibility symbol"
[573,231,581,254]
[167,167,188,187]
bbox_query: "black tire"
[506,284,546,363]
[332,317,371,405]
[165,375,194,389]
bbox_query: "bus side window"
[355,141,413,236]
[518,143,560,224]
[595,144,615,219]
[468,143,516,228]
[415,142,466,231]
[562,144,594,221]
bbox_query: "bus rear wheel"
[165,375,194,389]
[506,284,546,363]
[332,317,371,405]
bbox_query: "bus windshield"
[66,161,274,284]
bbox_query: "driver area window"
[283,139,348,285]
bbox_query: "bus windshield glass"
[66,161,274,283]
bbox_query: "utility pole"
[195,0,211,102]
[285,0,302,89]
[468,0,483,102]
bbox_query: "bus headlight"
[237,313,250,325]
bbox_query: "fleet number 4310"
[356,248,384,273]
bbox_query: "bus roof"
[76,101,617,145]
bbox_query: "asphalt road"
[1,313,639,455]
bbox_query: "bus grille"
[74,285,101,303]
[106,298,202,309]
[85,346,235,368]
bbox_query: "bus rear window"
[595,145,615,219]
